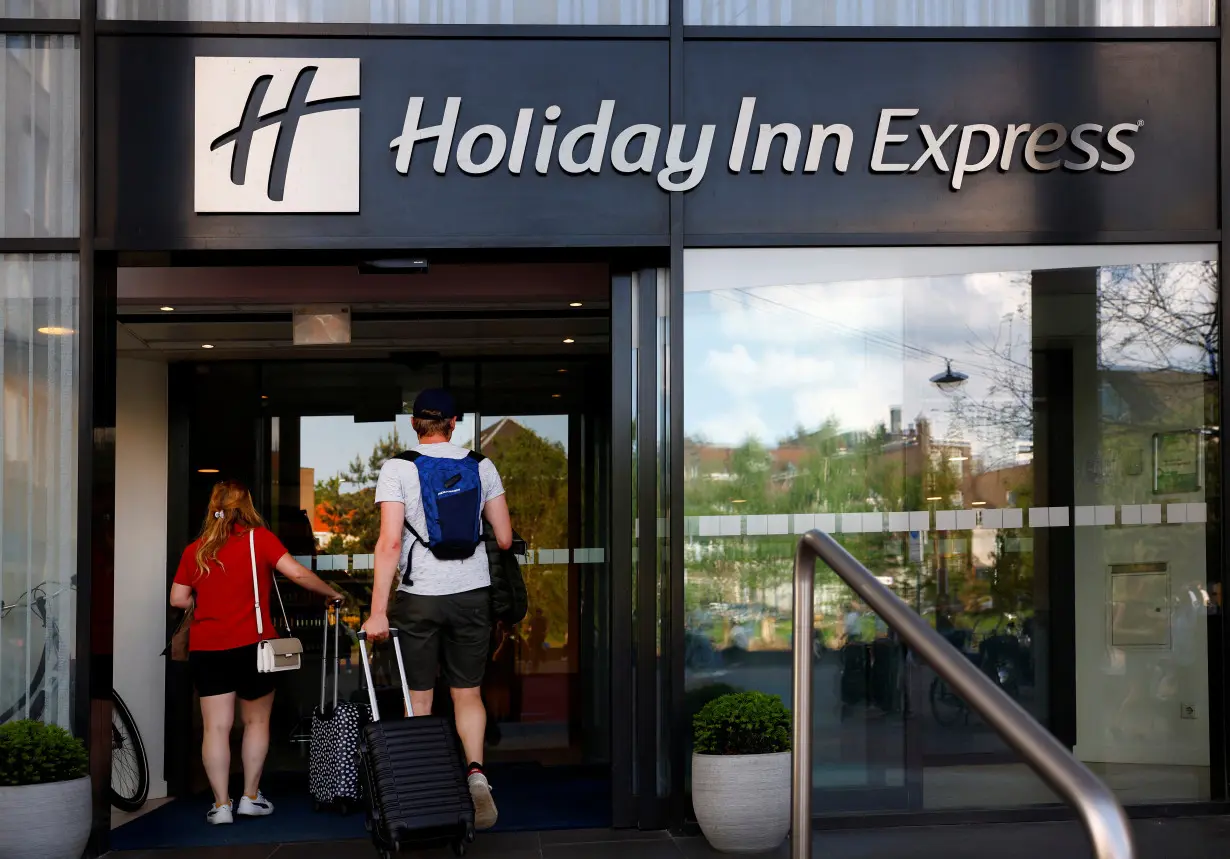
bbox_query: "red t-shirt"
[173,526,290,652]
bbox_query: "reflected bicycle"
[1,580,149,811]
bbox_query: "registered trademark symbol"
[1137,120,1145,127]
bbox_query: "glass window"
[0,253,80,731]
[683,245,1219,810]
[684,0,1215,26]
[100,0,667,24]
[0,0,79,16]
[1,35,80,239]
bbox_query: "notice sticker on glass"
[293,305,351,345]
[1153,430,1203,494]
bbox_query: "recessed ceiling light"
[926,496,943,502]
[37,326,74,335]
[563,338,575,344]
[201,344,214,349]
[160,306,174,312]
[552,394,562,398]
[198,468,219,474]
[569,302,583,307]
[558,369,567,374]
[261,395,269,400]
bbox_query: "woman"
[169,480,341,825]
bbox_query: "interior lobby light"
[201,344,214,349]
[563,338,575,344]
[930,359,969,392]
[569,302,583,307]
[198,468,219,474]
[160,306,174,312]
[37,326,75,335]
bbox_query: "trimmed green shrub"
[693,691,791,756]
[0,719,89,786]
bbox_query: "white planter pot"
[692,751,790,854]
[0,776,92,859]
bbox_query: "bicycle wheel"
[111,691,150,812]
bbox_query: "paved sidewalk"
[104,816,1230,859]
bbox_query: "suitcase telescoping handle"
[356,628,414,722]
[319,598,346,713]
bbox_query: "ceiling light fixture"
[563,338,575,344]
[37,326,74,335]
[201,344,214,349]
[926,496,943,502]
[198,468,220,474]
[569,302,583,307]
[558,369,568,374]
[552,394,562,399]
[160,306,174,312]
[972,501,987,506]
[949,455,969,462]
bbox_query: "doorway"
[108,260,631,848]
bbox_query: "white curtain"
[100,0,669,24]
[0,254,79,731]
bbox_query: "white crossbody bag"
[250,530,303,673]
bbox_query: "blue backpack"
[394,450,486,566]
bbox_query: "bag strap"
[251,529,292,641]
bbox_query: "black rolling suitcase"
[356,629,476,858]
[310,601,370,813]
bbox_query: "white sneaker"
[467,772,498,831]
[206,802,233,825]
[237,792,275,817]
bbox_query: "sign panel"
[97,36,1217,249]
[682,40,1218,241]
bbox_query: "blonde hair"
[412,416,454,438]
[194,480,265,577]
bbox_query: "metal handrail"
[791,529,1134,859]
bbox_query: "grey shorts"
[389,587,491,691]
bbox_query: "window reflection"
[683,246,1218,810]
[685,0,1215,26]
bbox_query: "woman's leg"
[238,690,275,799]
[199,693,237,807]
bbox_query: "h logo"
[195,57,361,213]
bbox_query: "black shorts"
[189,643,278,700]
[390,587,490,691]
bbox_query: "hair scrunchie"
[213,510,224,519]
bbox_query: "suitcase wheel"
[450,838,467,857]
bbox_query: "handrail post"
[791,536,815,859]
[791,529,1135,859]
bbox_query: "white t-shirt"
[374,442,505,596]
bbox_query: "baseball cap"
[411,388,458,420]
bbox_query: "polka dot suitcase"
[309,602,370,813]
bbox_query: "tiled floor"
[103,816,1230,859]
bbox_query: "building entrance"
[108,261,626,848]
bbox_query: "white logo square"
[194,57,361,214]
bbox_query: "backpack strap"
[391,450,427,586]
[466,450,486,463]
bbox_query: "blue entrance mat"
[110,764,611,851]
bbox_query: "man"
[362,388,512,831]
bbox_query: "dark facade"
[2,1,1230,854]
